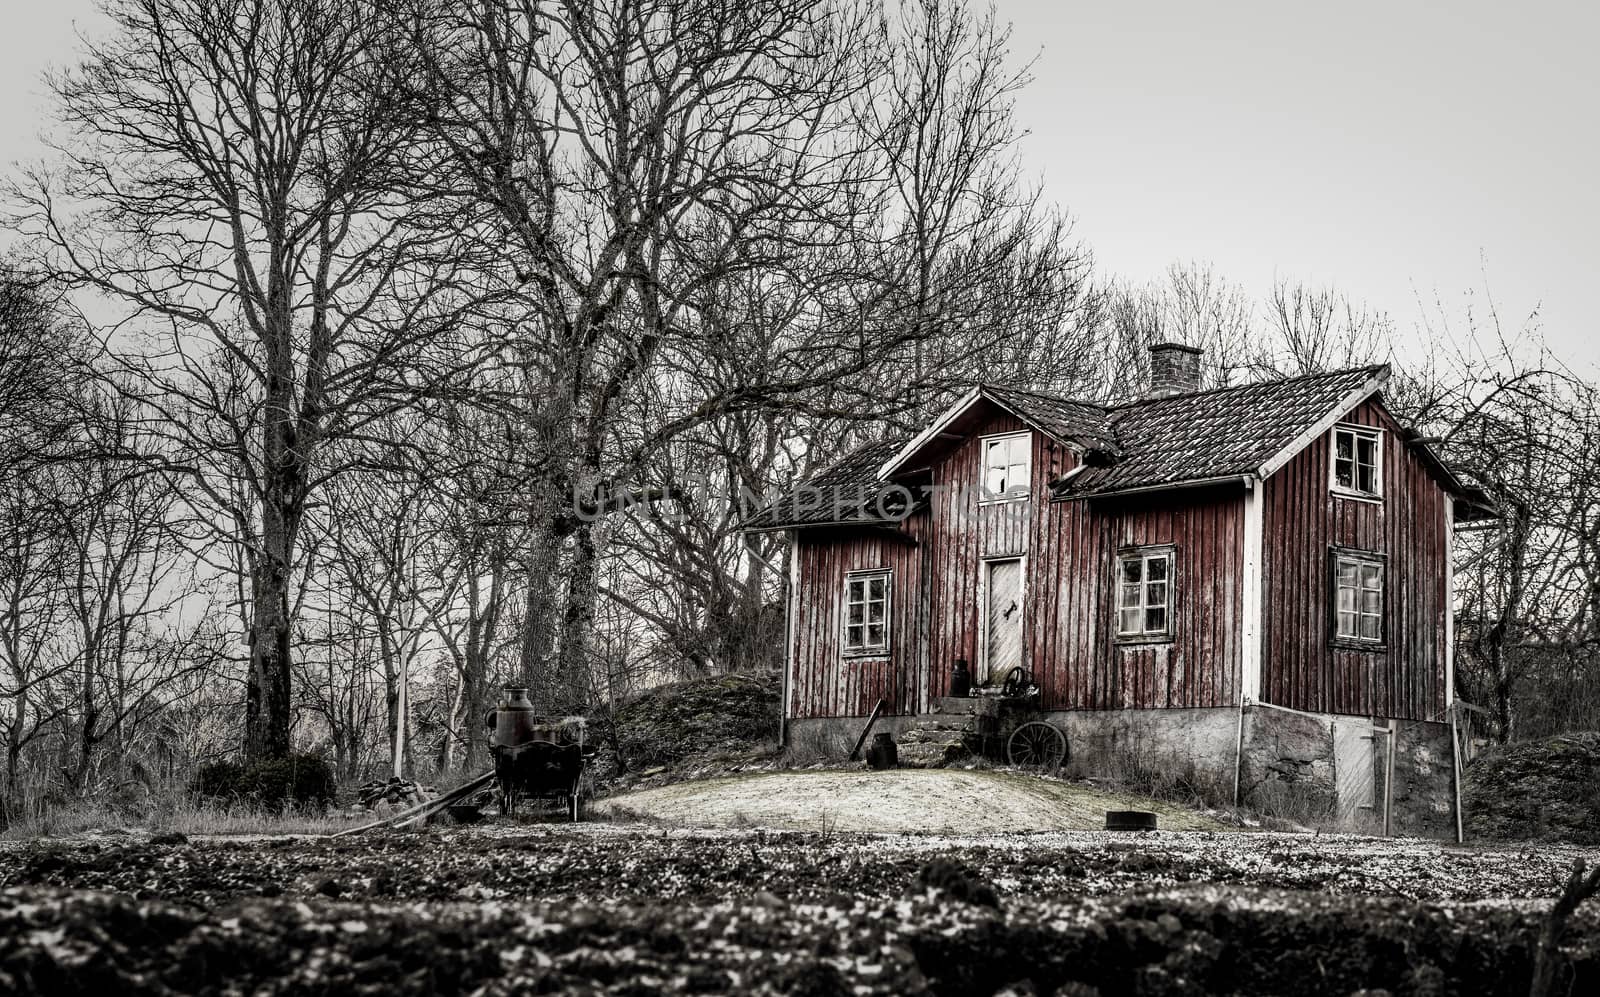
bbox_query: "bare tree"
[13,0,472,759]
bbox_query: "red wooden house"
[747,345,1494,835]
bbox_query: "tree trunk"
[245,507,296,760]
[557,519,599,712]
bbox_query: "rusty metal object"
[1006,720,1067,772]
[865,731,898,770]
[494,686,539,748]
[1105,810,1158,832]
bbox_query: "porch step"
[892,714,977,768]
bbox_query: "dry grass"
[1,795,370,840]
[590,767,1230,833]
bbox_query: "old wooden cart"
[487,688,593,821]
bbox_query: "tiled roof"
[980,385,1122,456]
[742,438,913,530]
[745,365,1396,529]
[1063,365,1387,495]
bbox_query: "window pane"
[1119,608,1141,634]
[1146,581,1166,606]
[846,624,863,647]
[1121,558,1142,584]
[1357,463,1375,493]
[848,602,863,624]
[1337,588,1355,613]
[985,466,1006,496]
[1361,563,1381,588]
[1145,607,1166,633]
[1337,611,1356,636]
[1360,589,1380,614]
[1337,561,1357,587]
[1146,555,1168,581]
[1357,436,1377,465]
[1336,433,1353,460]
[848,579,863,602]
[867,623,885,647]
[1009,462,1029,492]
[1335,458,1353,488]
[1119,583,1141,609]
[1009,435,1030,464]
[868,577,884,601]
[1359,615,1380,640]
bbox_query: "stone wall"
[1386,719,1457,838]
[1237,705,1339,825]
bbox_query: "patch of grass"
[0,795,367,840]
[591,767,1232,833]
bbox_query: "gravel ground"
[1,822,1598,994]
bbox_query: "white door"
[1332,721,1376,823]
[983,559,1024,684]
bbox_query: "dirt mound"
[1465,731,1600,844]
[591,769,1227,833]
[592,672,779,786]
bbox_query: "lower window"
[843,569,890,655]
[1331,550,1384,644]
[1116,546,1174,640]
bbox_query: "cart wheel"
[1007,721,1068,772]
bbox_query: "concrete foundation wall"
[786,715,919,757]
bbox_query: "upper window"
[1116,546,1174,640]
[843,569,890,655]
[1331,425,1382,498]
[981,432,1031,501]
[1331,551,1384,644]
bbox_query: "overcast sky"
[4,1,1593,371]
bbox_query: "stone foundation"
[786,703,1460,838]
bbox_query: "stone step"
[896,737,972,769]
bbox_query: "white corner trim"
[1240,475,1264,704]
[877,386,984,480]
[782,530,800,731]
[1256,369,1391,480]
[1445,500,1456,709]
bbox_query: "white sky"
[4,1,1594,371]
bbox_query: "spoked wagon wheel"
[1007,721,1068,772]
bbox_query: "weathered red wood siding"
[1030,489,1244,710]
[1259,397,1450,721]
[918,409,1243,711]
[789,511,928,719]
[789,405,1245,718]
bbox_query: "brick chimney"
[1145,343,1203,398]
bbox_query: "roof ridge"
[1106,363,1389,411]
[980,382,1111,413]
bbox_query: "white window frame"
[1330,424,1383,500]
[1331,549,1385,646]
[1115,545,1175,642]
[979,431,1031,503]
[842,568,891,657]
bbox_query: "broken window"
[1116,547,1174,639]
[843,569,891,654]
[1332,425,1382,497]
[1332,551,1384,644]
[981,432,1031,501]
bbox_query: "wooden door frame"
[977,554,1027,685]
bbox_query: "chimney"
[1145,342,1203,398]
